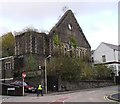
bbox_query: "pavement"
[108,93,120,102]
[107,85,120,102]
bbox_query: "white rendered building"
[92,42,120,76]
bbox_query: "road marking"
[104,95,108,100]
[104,95,115,102]
[49,96,70,104]
[107,92,120,102]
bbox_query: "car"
[10,81,36,93]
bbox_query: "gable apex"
[49,9,91,49]
[94,42,119,55]
[50,9,74,32]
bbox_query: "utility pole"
[44,55,51,94]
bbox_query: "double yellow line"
[104,92,120,102]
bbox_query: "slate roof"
[103,42,120,51]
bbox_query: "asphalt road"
[1,85,119,104]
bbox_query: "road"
[1,85,119,104]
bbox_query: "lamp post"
[113,49,117,84]
[114,49,117,76]
[44,55,51,94]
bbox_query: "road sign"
[22,72,26,78]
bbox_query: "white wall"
[93,43,115,64]
[93,42,119,76]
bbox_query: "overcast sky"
[0,0,118,50]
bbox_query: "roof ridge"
[103,42,119,51]
[103,42,117,47]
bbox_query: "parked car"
[10,81,36,93]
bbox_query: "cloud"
[77,8,118,50]
[0,26,10,35]
[89,26,117,49]
[0,1,118,49]
[86,20,118,50]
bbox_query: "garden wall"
[59,80,114,91]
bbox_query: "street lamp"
[113,49,117,76]
[44,54,51,94]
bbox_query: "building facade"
[0,56,14,82]
[14,31,50,84]
[49,10,91,59]
[1,9,91,83]
[92,42,120,76]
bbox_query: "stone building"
[15,31,47,56]
[1,10,91,84]
[14,31,51,83]
[0,56,14,82]
[49,10,91,59]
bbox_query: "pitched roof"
[103,42,120,51]
[50,10,73,32]
[49,9,91,48]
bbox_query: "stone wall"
[1,56,14,80]
[15,31,46,56]
[12,76,115,92]
[49,10,91,58]
[59,80,114,91]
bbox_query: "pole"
[44,58,47,94]
[44,55,51,94]
[4,68,5,83]
[114,49,116,73]
[23,78,24,96]
[113,49,117,84]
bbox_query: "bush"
[94,65,113,80]
[47,57,114,82]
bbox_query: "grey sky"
[0,1,118,50]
